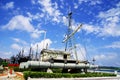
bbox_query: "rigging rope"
[81,29,91,61]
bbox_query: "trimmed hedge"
[23,71,116,80]
[11,67,31,72]
[51,68,62,73]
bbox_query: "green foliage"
[24,71,31,80]
[23,71,116,80]
[51,68,62,73]
[0,58,3,66]
[2,61,8,67]
[13,67,31,72]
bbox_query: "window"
[64,54,67,59]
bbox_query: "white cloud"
[11,38,30,55]
[94,53,118,61]
[81,2,120,37]
[2,15,45,39]
[38,0,62,23]
[12,38,28,45]
[2,15,34,32]
[31,32,40,39]
[11,43,21,50]
[74,3,78,9]
[62,16,67,26]
[60,0,64,7]
[78,0,101,5]
[31,39,52,51]
[105,41,120,49]
[97,2,120,37]
[38,0,53,16]
[117,2,120,7]
[31,29,46,39]
[27,12,44,21]
[94,53,119,66]
[0,51,12,58]
[4,51,12,55]
[69,44,87,61]
[29,0,68,26]
[3,2,14,9]
[78,0,88,4]
[90,0,101,5]
[94,54,106,60]
[31,0,36,4]
[10,38,52,56]
[82,24,100,34]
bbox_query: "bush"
[23,71,116,80]
[2,61,8,67]
[51,68,62,73]
[24,71,31,80]
[13,67,31,72]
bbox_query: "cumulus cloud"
[62,16,68,26]
[10,38,52,56]
[82,24,100,34]
[11,43,21,50]
[90,0,101,5]
[74,3,79,9]
[38,0,62,23]
[11,37,30,55]
[94,53,119,66]
[29,0,73,26]
[94,54,105,61]
[27,12,44,21]
[97,2,120,37]
[2,15,34,32]
[81,2,120,37]
[3,2,14,9]
[68,44,87,61]
[31,0,36,4]
[4,51,12,55]
[78,0,101,5]
[31,29,46,39]
[12,37,28,45]
[2,15,45,39]
[31,39,52,51]
[0,51,12,58]
[105,41,120,49]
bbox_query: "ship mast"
[35,44,38,60]
[63,11,82,61]
[65,11,73,52]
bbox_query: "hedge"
[23,71,116,80]
[9,67,31,72]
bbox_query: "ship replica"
[19,12,98,73]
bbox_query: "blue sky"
[0,0,120,67]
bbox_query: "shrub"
[23,71,31,80]
[51,68,62,73]
[2,61,8,67]
[13,67,31,72]
[23,71,116,80]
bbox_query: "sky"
[0,0,120,67]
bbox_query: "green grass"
[23,71,116,80]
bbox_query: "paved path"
[0,74,16,80]
[0,73,24,80]
[28,77,120,80]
